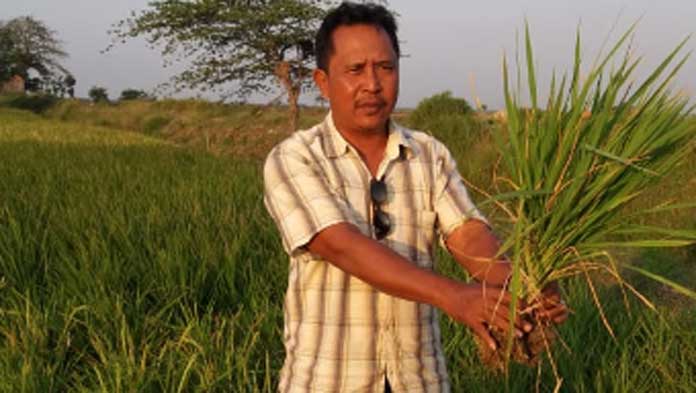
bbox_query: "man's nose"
[363,66,382,92]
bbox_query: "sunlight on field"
[0,109,166,147]
[0,104,695,392]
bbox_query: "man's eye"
[348,67,362,74]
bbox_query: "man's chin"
[356,119,389,133]
[353,111,389,132]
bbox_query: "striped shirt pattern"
[263,113,486,393]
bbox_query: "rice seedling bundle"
[477,23,696,373]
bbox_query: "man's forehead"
[329,24,397,61]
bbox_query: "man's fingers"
[481,300,525,337]
[487,305,527,336]
[536,301,569,324]
[541,294,561,307]
[481,286,512,307]
[490,316,525,339]
[472,323,498,351]
[482,288,534,333]
[553,311,569,324]
[549,305,569,324]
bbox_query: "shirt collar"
[320,111,419,160]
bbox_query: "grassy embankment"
[0,98,695,392]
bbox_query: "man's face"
[314,24,399,135]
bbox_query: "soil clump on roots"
[476,312,558,372]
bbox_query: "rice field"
[1,105,695,392]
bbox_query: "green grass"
[0,109,285,391]
[42,99,327,160]
[1,104,695,392]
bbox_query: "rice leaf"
[524,21,538,111]
[581,143,659,175]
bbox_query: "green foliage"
[141,114,172,136]
[0,93,58,113]
[109,1,328,100]
[0,26,14,82]
[409,91,473,129]
[88,85,109,103]
[0,16,73,95]
[119,88,152,101]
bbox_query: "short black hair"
[315,2,400,72]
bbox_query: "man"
[263,2,567,392]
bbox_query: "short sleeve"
[263,143,350,256]
[432,141,488,239]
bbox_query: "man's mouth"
[357,100,386,113]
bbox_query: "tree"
[0,16,73,96]
[411,91,472,116]
[0,27,14,83]
[109,0,333,131]
[119,88,152,101]
[88,86,109,103]
[64,74,76,98]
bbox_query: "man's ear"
[313,68,329,100]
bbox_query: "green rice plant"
[468,22,696,375]
[0,110,287,391]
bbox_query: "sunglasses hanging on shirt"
[370,177,391,240]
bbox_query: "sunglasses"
[370,178,391,240]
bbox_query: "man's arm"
[307,222,527,349]
[444,219,512,286]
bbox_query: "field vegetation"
[1,95,695,392]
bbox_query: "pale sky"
[1,0,694,109]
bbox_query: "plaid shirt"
[263,113,486,393]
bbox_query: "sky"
[1,0,695,109]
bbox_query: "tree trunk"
[288,88,300,132]
[275,61,301,132]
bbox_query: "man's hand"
[441,282,531,351]
[532,282,569,325]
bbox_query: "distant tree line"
[4,2,392,121]
[86,86,153,104]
